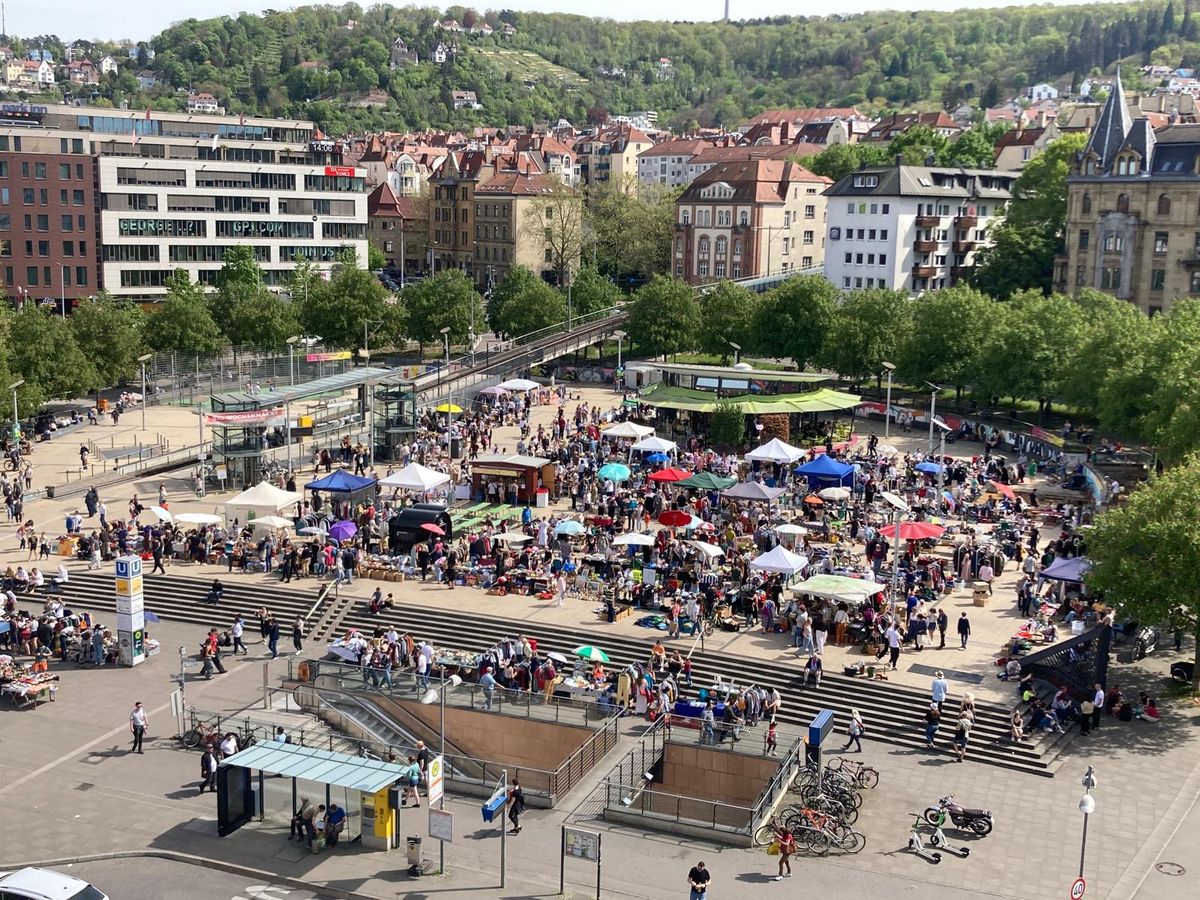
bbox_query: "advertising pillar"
[114,555,146,667]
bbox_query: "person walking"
[773,826,796,881]
[841,708,866,752]
[936,609,948,649]
[1091,683,1104,732]
[199,744,218,793]
[957,612,972,650]
[291,615,304,654]
[687,861,712,899]
[930,670,949,713]
[923,702,940,749]
[952,713,972,762]
[884,621,901,669]
[231,615,247,656]
[507,778,526,834]
[267,616,280,659]
[129,701,148,754]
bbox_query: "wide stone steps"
[62,571,1058,776]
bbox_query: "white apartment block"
[637,139,708,186]
[822,163,1017,294]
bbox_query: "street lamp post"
[881,361,896,439]
[933,420,949,512]
[881,491,908,615]
[613,330,626,369]
[729,341,742,366]
[59,265,67,319]
[138,353,153,432]
[925,382,941,456]
[566,267,573,330]
[286,335,300,387]
[439,326,451,397]
[8,379,24,436]
[1078,766,1097,884]
[422,673,462,876]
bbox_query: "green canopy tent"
[678,471,737,490]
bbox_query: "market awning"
[219,743,410,793]
[1039,556,1091,583]
[792,574,884,603]
[637,383,861,414]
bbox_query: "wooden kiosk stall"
[469,454,554,505]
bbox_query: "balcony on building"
[915,215,942,228]
[913,239,937,253]
[955,214,978,229]
[952,240,976,254]
[912,264,937,278]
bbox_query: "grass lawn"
[473,47,588,86]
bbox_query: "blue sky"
[12,1,1094,42]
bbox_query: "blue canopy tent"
[794,455,855,489]
[1039,556,1091,584]
[304,470,378,519]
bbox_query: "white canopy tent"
[630,435,677,454]
[792,574,882,603]
[225,481,302,524]
[380,463,452,492]
[688,540,725,559]
[602,421,655,440]
[748,545,809,575]
[613,532,656,546]
[498,378,541,392]
[721,481,787,502]
[745,437,805,464]
[248,515,295,530]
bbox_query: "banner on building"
[203,408,286,427]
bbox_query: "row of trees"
[625,271,1200,462]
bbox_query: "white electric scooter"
[925,809,971,858]
[907,812,942,864]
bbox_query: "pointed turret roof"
[1085,69,1132,172]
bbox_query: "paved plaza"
[2,387,1199,900]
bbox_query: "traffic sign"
[427,754,444,804]
[1070,876,1086,899]
[429,808,453,843]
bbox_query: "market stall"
[0,657,58,709]
[469,454,553,505]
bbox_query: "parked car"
[0,868,109,900]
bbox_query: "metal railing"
[603,779,756,833]
[749,733,806,827]
[293,657,620,727]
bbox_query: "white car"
[0,868,108,900]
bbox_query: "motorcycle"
[923,795,994,836]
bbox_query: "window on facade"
[881,204,889,214]
[716,236,727,256]
[698,261,709,276]
[1191,271,1200,293]
[732,264,741,277]
[699,237,710,255]
[804,205,815,219]
[732,239,741,255]
[1101,267,1122,290]
[1155,232,1169,254]
[783,211,791,227]
[36,215,48,232]
[1117,194,1129,214]
[1078,229,1089,250]
[1158,194,1172,216]
[845,253,852,264]
[1151,269,1166,291]
[715,262,726,277]
[1076,266,1086,287]
[1103,233,1123,253]
[33,162,46,179]
[739,211,748,226]
[681,210,690,225]
[879,254,887,265]
[59,163,70,179]
[803,230,814,244]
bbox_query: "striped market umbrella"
[573,645,610,663]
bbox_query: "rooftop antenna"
[724,0,730,21]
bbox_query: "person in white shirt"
[129,702,149,754]
[219,733,239,758]
[978,561,994,595]
[54,564,69,585]
[230,616,246,655]
[415,652,430,692]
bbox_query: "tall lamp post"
[612,329,626,392]
[1078,766,1097,886]
[138,352,153,432]
[286,335,300,387]
[422,673,462,876]
[439,326,451,398]
[925,381,941,456]
[933,419,950,512]
[59,264,68,319]
[8,379,24,436]
[881,491,908,613]
[881,361,896,439]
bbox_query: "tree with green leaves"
[750,275,838,368]
[897,285,995,401]
[1131,301,1200,462]
[808,143,890,183]
[567,265,621,318]
[146,270,226,355]
[401,269,484,347]
[520,180,584,285]
[821,289,912,385]
[1085,455,1200,692]
[628,275,699,359]
[486,266,566,338]
[224,291,303,350]
[8,305,97,402]
[709,400,746,450]
[70,295,147,390]
[298,250,390,350]
[1057,289,1151,415]
[696,281,757,362]
[588,178,678,284]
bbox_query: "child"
[682,656,693,688]
[764,717,778,756]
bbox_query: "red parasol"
[421,523,446,536]
[648,467,692,483]
[988,480,1016,501]
[658,510,693,528]
[877,521,945,541]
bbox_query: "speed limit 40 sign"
[1070,876,1086,899]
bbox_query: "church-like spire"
[1084,68,1132,172]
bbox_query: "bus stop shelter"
[217,743,408,850]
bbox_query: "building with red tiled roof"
[674,159,830,284]
[993,124,1060,170]
[367,182,427,278]
[863,111,963,142]
[636,138,713,186]
[574,124,654,189]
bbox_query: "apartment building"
[574,125,652,189]
[673,159,829,285]
[823,161,1016,294]
[473,171,576,288]
[636,138,710,187]
[0,103,368,302]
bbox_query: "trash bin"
[406,835,422,867]
[450,437,461,459]
[535,487,549,509]
[45,485,55,499]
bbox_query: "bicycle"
[827,755,880,790]
[182,718,219,749]
[793,807,866,855]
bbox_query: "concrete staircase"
[60,571,1066,776]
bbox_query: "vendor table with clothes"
[1,672,59,708]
